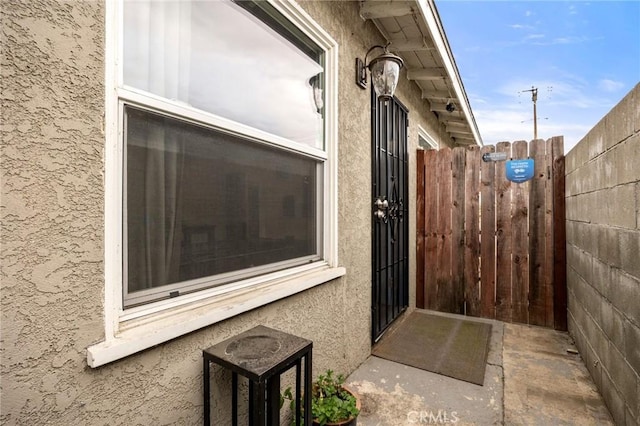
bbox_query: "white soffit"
[360,0,483,147]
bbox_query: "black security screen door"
[371,92,409,342]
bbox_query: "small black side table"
[203,325,312,426]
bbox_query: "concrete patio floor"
[346,309,613,425]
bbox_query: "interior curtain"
[126,0,192,290]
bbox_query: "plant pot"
[312,385,361,426]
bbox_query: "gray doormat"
[372,311,492,386]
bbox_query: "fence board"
[416,150,426,309]
[495,142,512,322]
[529,139,547,326]
[451,148,466,314]
[511,141,530,323]
[544,139,555,327]
[464,146,481,316]
[436,148,453,311]
[552,137,567,330]
[480,145,496,318]
[424,149,438,310]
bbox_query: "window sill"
[87,266,345,368]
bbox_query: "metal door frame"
[371,91,409,343]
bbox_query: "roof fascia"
[415,0,483,146]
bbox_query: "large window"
[90,0,339,366]
[121,0,328,307]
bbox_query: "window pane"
[125,107,319,300]
[124,0,325,149]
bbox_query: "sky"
[436,0,640,153]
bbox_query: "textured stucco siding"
[565,83,640,426]
[1,1,453,424]
[2,1,108,424]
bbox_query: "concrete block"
[606,345,638,419]
[596,226,621,268]
[567,244,581,279]
[637,377,640,426]
[619,230,640,281]
[571,316,602,390]
[632,84,640,133]
[626,374,639,421]
[609,306,627,356]
[626,406,637,426]
[592,257,612,301]
[565,196,580,222]
[579,160,599,195]
[623,320,640,374]
[568,244,593,282]
[606,87,640,151]
[590,184,636,228]
[600,301,615,343]
[601,369,627,426]
[567,308,577,341]
[599,143,619,190]
[585,191,602,224]
[567,220,585,251]
[637,183,640,230]
[565,144,577,171]
[565,170,578,197]
[567,284,586,328]
[584,338,603,393]
[571,192,594,224]
[588,117,607,161]
[568,270,588,318]
[617,133,640,186]
[566,219,577,246]
[605,93,634,151]
[567,256,590,310]
[566,133,589,171]
[605,184,636,229]
[580,222,598,257]
[567,221,597,256]
[611,270,640,328]
[582,310,610,370]
[592,154,612,192]
[583,280,603,325]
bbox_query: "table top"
[203,325,312,381]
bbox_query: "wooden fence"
[416,138,566,330]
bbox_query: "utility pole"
[521,86,539,140]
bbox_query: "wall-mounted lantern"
[356,44,404,101]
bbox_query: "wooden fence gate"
[416,137,567,330]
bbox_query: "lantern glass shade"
[369,54,403,101]
[310,74,324,113]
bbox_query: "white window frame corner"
[418,125,438,150]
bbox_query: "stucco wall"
[565,83,640,425]
[1,0,453,424]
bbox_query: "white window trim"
[418,125,439,150]
[89,0,341,368]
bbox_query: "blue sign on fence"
[506,159,535,183]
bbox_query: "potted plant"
[282,369,361,426]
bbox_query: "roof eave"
[360,0,483,147]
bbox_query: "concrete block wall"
[565,83,640,425]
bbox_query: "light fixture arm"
[356,45,385,90]
[363,44,388,67]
